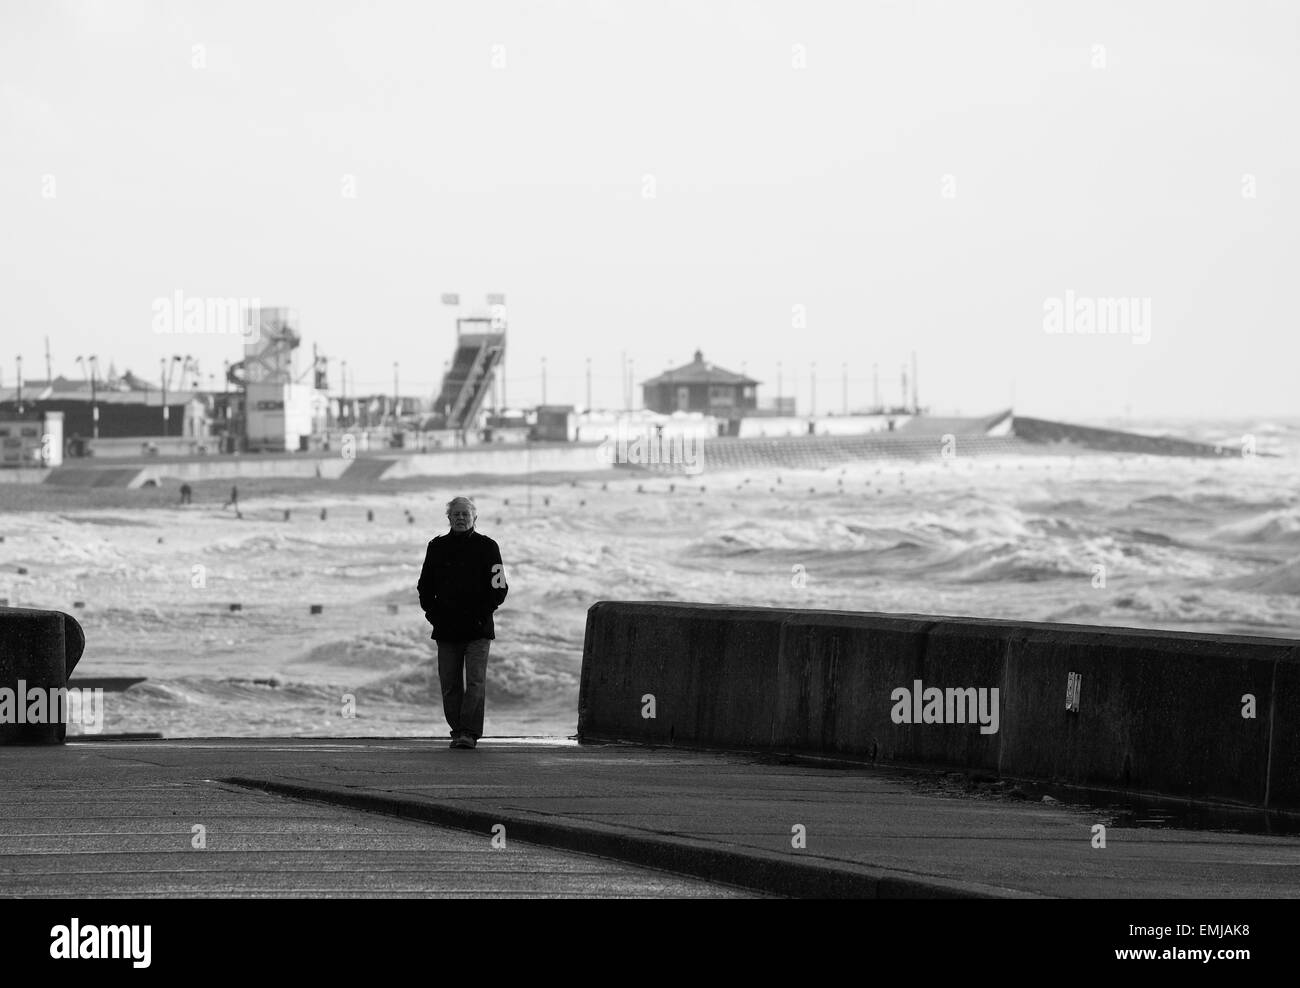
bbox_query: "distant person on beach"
[179,483,192,505]
[223,485,241,518]
[417,496,509,750]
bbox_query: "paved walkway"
[3,737,1299,898]
[0,739,751,898]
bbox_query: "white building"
[245,382,329,452]
[0,411,63,468]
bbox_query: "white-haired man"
[416,496,509,749]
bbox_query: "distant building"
[533,405,577,442]
[640,350,758,416]
[0,391,209,442]
[0,410,63,468]
[245,382,327,452]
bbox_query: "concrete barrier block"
[998,626,1282,805]
[63,610,85,680]
[0,606,85,744]
[1263,658,1300,809]
[773,613,937,758]
[579,601,1300,809]
[579,601,791,746]
[899,620,1007,769]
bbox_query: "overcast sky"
[2,0,1296,419]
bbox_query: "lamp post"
[160,357,168,437]
[75,355,97,435]
[340,360,347,426]
[88,355,98,439]
[169,355,183,436]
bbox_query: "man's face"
[448,502,475,532]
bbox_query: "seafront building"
[640,350,760,417]
[1,302,938,464]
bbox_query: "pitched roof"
[641,350,759,387]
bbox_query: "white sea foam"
[4,420,1300,737]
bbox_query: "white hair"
[445,496,477,518]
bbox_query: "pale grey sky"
[2,0,1296,418]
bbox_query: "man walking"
[417,496,508,749]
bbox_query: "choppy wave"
[13,422,1300,738]
[1210,510,1300,546]
[1228,556,1300,596]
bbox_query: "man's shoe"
[463,736,478,749]
[449,732,468,749]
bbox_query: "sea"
[2,416,1297,739]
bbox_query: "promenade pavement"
[3,737,1298,899]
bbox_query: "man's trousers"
[436,638,490,740]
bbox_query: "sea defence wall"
[635,433,1039,474]
[0,468,53,485]
[380,442,609,479]
[0,606,86,744]
[578,602,1300,810]
[1011,416,1237,457]
[44,467,149,488]
[132,457,351,486]
[27,443,611,488]
[14,412,1248,488]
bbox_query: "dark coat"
[416,529,508,642]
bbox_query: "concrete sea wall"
[380,442,608,479]
[578,602,1300,809]
[133,457,352,485]
[13,413,1248,487]
[1011,416,1238,457]
[0,606,86,744]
